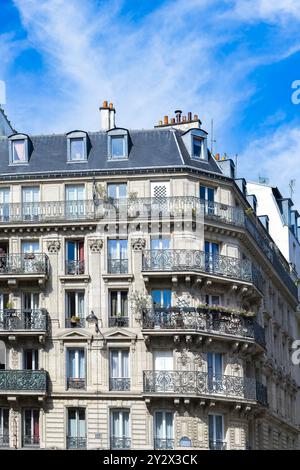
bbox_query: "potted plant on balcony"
[70,315,81,325]
[5,301,16,316]
[127,192,139,218]
[93,183,113,218]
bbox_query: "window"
[153,350,173,371]
[193,136,203,158]
[65,185,85,218]
[151,290,171,308]
[23,409,39,447]
[207,353,223,392]
[22,187,40,221]
[209,415,225,450]
[111,136,125,158]
[151,238,170,250]
[67,348,85,389]
[12,139,27,163]
[109,350,130,391]
[65,291,85,328]
[200,185,215,215]
[107,129,129,160]
[107,183,127,199]
[108,239,128,274]
[23,349,38,370]
[66,240,84,275]
[70,138,85,161]
[0,188,10,222]
[109,291,128,327]
[205,241,220,273]
[110,410,130,449]
[0,408,9,447]
[154,411,174,450]
[205,295,220,306]
[67,408,86,449]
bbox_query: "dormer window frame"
[66,131,88,163]
[8,134,30,165]
[181,128,208,162]
[107,128,129,161]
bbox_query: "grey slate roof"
[0,128,222,178]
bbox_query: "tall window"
[208,415,225,450]
[66,291,85,327]
[23,409,39,447]
[109,291,128,327]
[151,290,171,308]
[153,351,173,371]
[67,349,85,389]
[65,185,85,218]
[0,188,10,222]
[12,139,27,163]
[22,293,39,329]
[66,240,84,275]
[192,136,203,158]
[207,352,223,393]
[204,241,220,273]
[70,139,85,161]
[67,408,86,449]
[22,187,39,220]
[110,410,130,449]
[111,136,125,158]
[109,350,130,391]
[107,183,127,199]
[23,349,38,370]
[200,185,215,215]
[0,408,9,447]
[154,411,174,450]
[21,241,40,274]
[108,239,128,274]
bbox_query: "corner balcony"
[0,308,48,337]
[0,253,49,286]
[0,370,48,396]
[143,371,268,406]
[142,307,266,349]
[142,249,263,292]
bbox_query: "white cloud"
[229,0,300,22]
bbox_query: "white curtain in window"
[154,351,173,371]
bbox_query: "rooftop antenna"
[235,154,238,176]
[210,119,216,155]
[289,179,296,199]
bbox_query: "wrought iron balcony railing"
[0,370,47,392]
[108,258,128,274]
[109,377,131,391]
[154,438,175,450]
[209,440,227,450]
[67,436,87,449]
[0,253,49,276]
[142,249,263,290]
[108,316,129,327]
[200,199,244,226]
[143,371,267,404]
[67,378,86,390]
[110,437,131,450]
[0,308,48,332]
[0,434,9,447]
[23,435,40,447]
[142,307,266,348]
[65,317,86,328]
[65,260,85,275]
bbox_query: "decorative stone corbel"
[88,238,103,253]
[47,240,61,254]
[131,238,146,251]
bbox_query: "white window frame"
[109,290,128,317]
[109,349,130,379]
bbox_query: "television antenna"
[289,179,296,199]
[210,119,217,155]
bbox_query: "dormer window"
[181,128,208,161]
[66,131,88,162]
[107,128,129,160]
[192,136,203,158]
[9,134,30,165]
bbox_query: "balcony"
[67,378,86,390]
[142,250,263,291]
[110,437,131,450]
[0,370,47,395]
[0,253,49,284]
[143,371,268,405]
[22,435,40,447]
[200,199,244,226]
[108,258,128,274]
[154,438,175,450]
[0,434,9,447]
[67,436,87,449]
[109,378,131,391]
[65,260,85,275]
[142,307,266,349]
[0,309,48,335]
[209,440,227,450]
[108,316,129,328]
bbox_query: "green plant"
[5,301,15,309]
[70,315,81,322]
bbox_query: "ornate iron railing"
[142,249,262,289]
[0,309,48,331]
[65,317,86,328]
[143,371,267,404]
[0,434,9,447]
[110,437,131,449]
[65,260,85,275]
[209,440,227,450]
[67,436,87,449]
[200,199,244,226]
[67,378,86,389]
[154,438,175,450]
[0,253,49,275]
[0,370,47,392]
[142,307,266,348]
[108,316,129,328]
[23,435,40,447]
[108,258,128,274]
[109,378,131,391]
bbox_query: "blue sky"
[1,0,300,206]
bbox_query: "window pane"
[70,139,85,161]
[111,137,124,157]
[110,291,117,316]
[193,137,202,157]
[13,140,26,162]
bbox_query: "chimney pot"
[159,120,163,126]
[102,100,108,108]
[182,116,186,122]
[194,114,198,121]
[175,109,182,123]
[215,153,220,161]
[109,102,114,109]
[163,115,169,125]
[187,112,192,121]
[171,117,175,124]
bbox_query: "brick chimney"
[100,100,116,130]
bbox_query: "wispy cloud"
[228,0,300,22]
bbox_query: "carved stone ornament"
[88,239,103,253]
[178,348,190,366]
[131,238,146,251]
[47,240,61,253]
[11,349,19,368]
